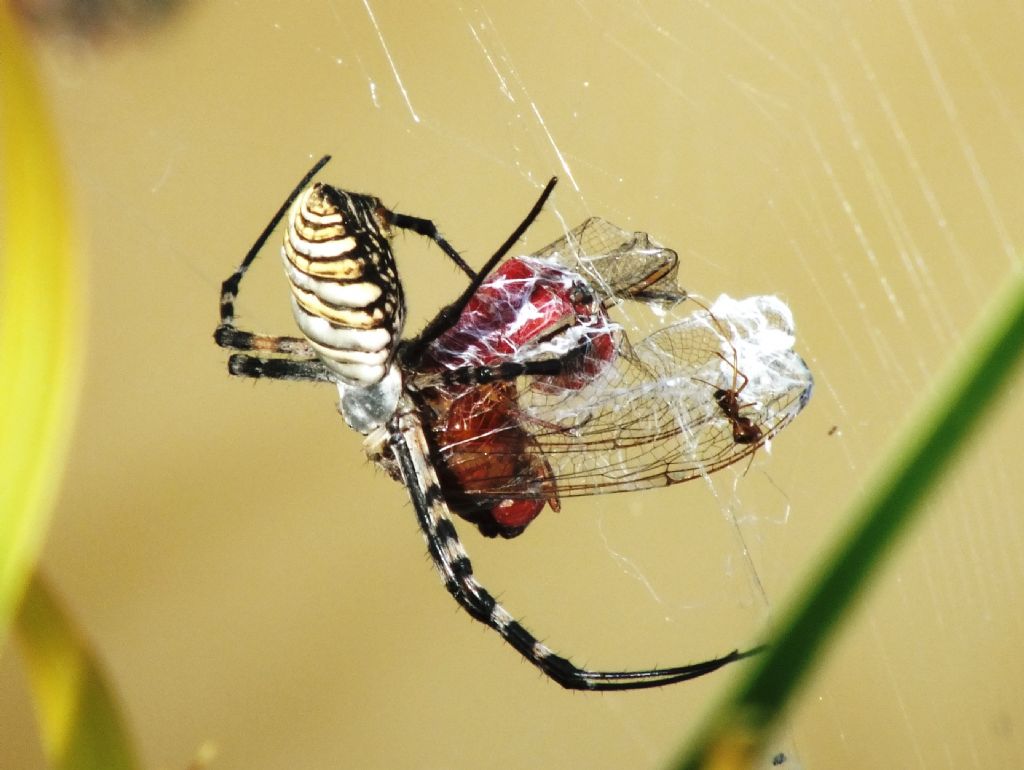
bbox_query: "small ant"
[689,298,763,446]
[712,361,762,445]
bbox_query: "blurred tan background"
[3,2,1023,768]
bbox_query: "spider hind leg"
[388,411,762,691]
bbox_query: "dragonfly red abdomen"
[430,380,558,537]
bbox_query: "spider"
[214,156,813,690]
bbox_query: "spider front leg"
[402,177,559,367]
[387,212,477,280]
[214,155,336,385]
[422,342,594,390]
[388,411,763,691]
[223,353,336,383]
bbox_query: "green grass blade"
[672,273,1024,770]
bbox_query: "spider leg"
[216,327,332,384]
[214,154,329,358]
[214,155,332,379]
[217,155,331,332]
[388,410,763,691]
[408,338,592,391]
[226,354,335,383]
[215,326,316,357]
[388,212,477,280]
[402,177,559,367]
[442,355,580,386]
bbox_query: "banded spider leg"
[385,407,764,690]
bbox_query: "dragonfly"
[215,156,813,690]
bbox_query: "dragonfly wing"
[429,294,813,501]
[533,217,685,303]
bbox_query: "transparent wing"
[533,217,685,302]
[424,294,813,500]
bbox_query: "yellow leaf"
[2,6,139,769]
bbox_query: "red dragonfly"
[415,255,619,537]
[407,218,812,540]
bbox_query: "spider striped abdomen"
[282,182,406,387]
